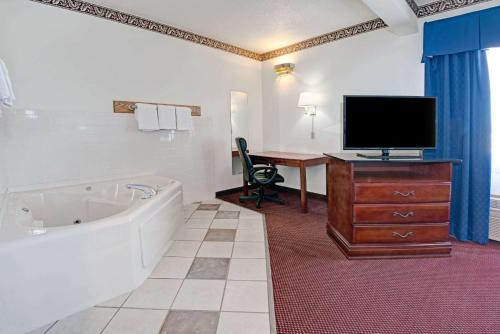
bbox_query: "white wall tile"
[0,0,263,203]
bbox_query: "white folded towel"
[175,106,193,131]
[134,103,159,131]
[158,105,176,130]
[0,58,15,108]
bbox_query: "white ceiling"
[89,0,378,53]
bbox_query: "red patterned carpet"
[218,190,500,334]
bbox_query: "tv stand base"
[356,149,422,160]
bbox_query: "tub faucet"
[126,184,157,199]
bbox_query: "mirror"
[230,91,249,175]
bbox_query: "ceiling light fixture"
[274,63,295,76]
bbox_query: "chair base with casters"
[239,185,285,209]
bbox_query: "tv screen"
[343,96,436,150]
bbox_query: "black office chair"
[235,137,285,208]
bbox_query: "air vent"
[491,196,500,210]
[490,196,500,241]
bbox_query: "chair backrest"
[235,137,253,182]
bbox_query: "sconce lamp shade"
[297,92,315,107]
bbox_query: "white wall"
[0,0,263,203]
[261,0,500,195]
[262,30,424,194]
[0,108,6,198]
[1,0,498,201]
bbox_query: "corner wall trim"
[416,0,493,17]
[406,0,420,16]
[260,19,387,61]
[29,0,494,61]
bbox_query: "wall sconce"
[298,92,316,116]
[274,63,295,76]
[297,92,317,139]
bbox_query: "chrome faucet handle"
[126,184,156,199]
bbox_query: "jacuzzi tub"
[0,175,184,334]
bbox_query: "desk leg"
[325,163,329,199]
[300,163,308,213]
[243,179,249,196]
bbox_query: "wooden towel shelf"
[113,100,201,116]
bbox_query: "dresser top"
[323,153,461,164]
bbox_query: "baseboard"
[215,184,327,201]
[215,185,255,197]
[274,185,327,201]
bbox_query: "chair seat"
[254,171,285,183]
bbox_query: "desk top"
[250,151,326,161]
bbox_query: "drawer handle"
[393,190,415,197]
[392,231,414,239]
[392,211,415,218]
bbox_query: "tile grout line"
[98,307,120,334]
[215,204,234,325]
[49,201,269,334]
[219,199,273,331]
[167,205,217,313]
[191,202,226,332]
[262,214,277,334]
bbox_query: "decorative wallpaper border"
[416,0,493,17]
[30,0,494,61]
[29,0,263,61]
[406,0,420,16]
[260,19,387,61]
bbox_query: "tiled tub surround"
[0,175,184,334]
[28,200,274,334]
[0,0,265,205]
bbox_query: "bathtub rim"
[0,174,182,247]
[5,171,156,194]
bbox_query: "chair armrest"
[252,166,277,172]
[251,166,278,185]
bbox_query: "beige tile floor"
[28,199,274,334]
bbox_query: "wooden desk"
[248,151,328,213]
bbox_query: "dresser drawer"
[353,203,450,223]
[353,223,449,243]
[353,183,451,204]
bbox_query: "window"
[488,48,500,196]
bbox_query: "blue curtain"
[424,51,491,243]
[423,6,500,58]
[422,7,499,243]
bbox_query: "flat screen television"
[343,95,436,158]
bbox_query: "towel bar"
[113,100,201,116]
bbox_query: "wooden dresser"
[325,153,456,259]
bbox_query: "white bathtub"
[0,175,184,334]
